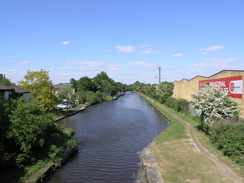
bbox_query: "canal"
[48,92,169,183]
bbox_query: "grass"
[20,160,53,183]
[142,95,187,143]
[140,94,244,183]
[51,104,87,121]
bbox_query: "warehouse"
[173,70,244,118]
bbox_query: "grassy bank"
[51,104,87,121]
[140,94,244,183]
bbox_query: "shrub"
[210,123,244,165]
[192,86,239,132]
[85,91,103,104]
[7,98,56,167]
[65,139,78,151]
[165,97,189,113]
[176,99,189,113]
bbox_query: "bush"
[210,123,244,165]
[85,91,102,104]
[192,86,239,129]
[165,97,189,113]
[7,98,56,167]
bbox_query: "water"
[48,92,168,183]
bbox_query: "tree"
[7,98,55,166]
[0,73,12,85]
[159,82,173,96]
[19,70,57,111]
[93,72,113,90]
[192,86,239,130]
[70,78,77,92]
[57,86,75,102]
[77,76,94,92]
[101,80,115,96]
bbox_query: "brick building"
[173,70,244,118]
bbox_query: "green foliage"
[0,73,12,85]
[77,76,94,92]
[192,86,239,132]
[70,72,127,104]
[63,127,75,137]
[0,100,17,169]
[57,86,75,102]
[65,139,78,151]
[131,81,174,104]
[7,98,56,166]
[19,70,57,111]
[159,82,174,101]
[48,145,63,165]
[165,98,189,113]
[85,91,102,104]
[101,79,115,96]
[210,123,244,165]
[70,78,77,92]
[21,160,48,180]
[0,98,77,169]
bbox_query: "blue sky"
[1,0,244,84]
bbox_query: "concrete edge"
[136,142,164,183]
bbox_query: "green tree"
[70,78,77,92]
[57,86,75,102]
[7,98,56,167]
[85,91,102,104]
[0,73,12,85]
[159,82,174,97]
[101,80,115,96]
[93,72,113,90]
[77,76,94,92]
[19,70,57,111]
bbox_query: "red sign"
[199,76,243,98]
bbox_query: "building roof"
[174,70,244,83]
[0,84,29,93]
[10,86,29,93]
[0,84,14,91]
[54,83,72,89]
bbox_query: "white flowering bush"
[192,86,239,128]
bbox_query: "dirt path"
[161,105,243,183]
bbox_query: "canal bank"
[139,94,244,183]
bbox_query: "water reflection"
[48,92,168,183]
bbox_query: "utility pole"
[158,67,161,85]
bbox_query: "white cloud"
[60,41,70,45]
[140,48,157,54]
[128,61,157,70]
[115,45,135,53]
[58,67,91,71]
[200,45,224,54]
[193,58,244,69]
[66,60,122,71]
[17,61,31,65]
[171,53,184,57]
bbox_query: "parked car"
[57,103,67,109]
[67,101,76,108]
